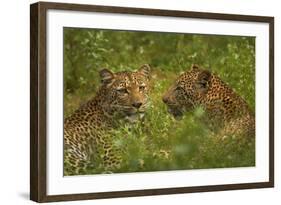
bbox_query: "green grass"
[64,28,255,174]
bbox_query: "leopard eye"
[116,88,128,94]
[175,86,183,91]
[139,85,146,91]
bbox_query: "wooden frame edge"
[30,2,48,202]
[37,1,274,22]
[30,1,274,202]
[30,2,39,202]
[40,182,273,202]
[269,17,274,188]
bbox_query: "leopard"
[64,64,151,175]
[162,64,255,139]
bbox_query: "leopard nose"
[162,96,168,104]
[132,102,142,108]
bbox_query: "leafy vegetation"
[64,28,255,174]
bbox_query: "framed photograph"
[30,1,274,202]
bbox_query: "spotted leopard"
[64,64,151,175]
[162,64,255,139]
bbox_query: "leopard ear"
[138,64,151,79]
[196,70,211,92]
[99,68,115,84]
[191,64,200,71]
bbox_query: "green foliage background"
[64,28,255,174]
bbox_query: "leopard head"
[99,64,151,122]
[162,64,211,120]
